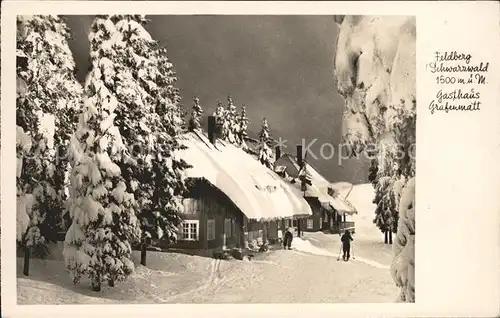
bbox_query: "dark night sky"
[64,15,369,184]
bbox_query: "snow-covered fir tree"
[16,59,48,251]
[223,96,239,144]
[237,104,250,150]
[257,117,274,168]
[80,15,189,255]
[213,100,226,138]
[140,40,190,247]
[63,16,142,291]
[155,46,186,132]
[188,96,203,132]
[372,175,398,242]
[369,159,398,243]
[16,15,82,251]
[369,99,416,243]
[102,15,159,233]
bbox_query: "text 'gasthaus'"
[427,51,489,114]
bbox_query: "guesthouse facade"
[273,145,358,234]
[169,118,312,254]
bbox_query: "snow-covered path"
[291,235,390,270]
[18,184,399,304]
[162,232,397,303]
[17,233,398,304]
[165,183,398,303]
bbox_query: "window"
[181,220,199,241]
[224,218,232,237]
[231,219,236,237]
[207,219,215,241]
[307,219,314,229]
[285,219,291,228]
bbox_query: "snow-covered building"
[171,116,312,252]
[273,145,357,234]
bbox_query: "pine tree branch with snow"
[154,45,186,132]
[16,125,34,243]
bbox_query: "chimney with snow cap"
[208,115,216,144]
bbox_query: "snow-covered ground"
[17,248,215,304]
[17,183,398,304]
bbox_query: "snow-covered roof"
[175,131,313,221]
[330,181,355,199]
[274,153,357,215]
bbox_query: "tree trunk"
[384,230,388,244]
[91,277,101,292]
[23,246,31,276]
[389,230,393,244]
[140,243,147,266]
[108,279,115,287]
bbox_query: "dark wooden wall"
[300,197,323,232]
[168,179,355,252]
[169,179,244,250]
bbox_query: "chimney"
[275,145,282,160]
[296,145,303,168]
[208,115,216,144]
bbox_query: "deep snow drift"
[346,183,381,240]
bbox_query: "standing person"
[341,229,353,261]
[282,229,288,249]
[284,227,294,250]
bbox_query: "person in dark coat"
[340,230,353,261]
[283,227,294,250]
